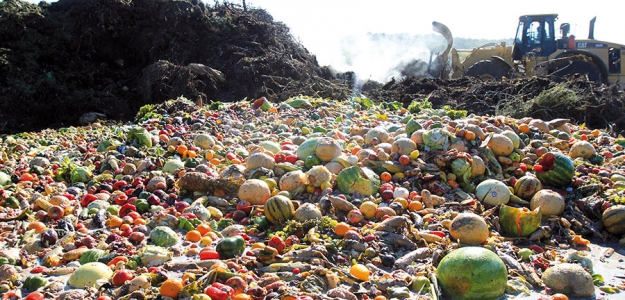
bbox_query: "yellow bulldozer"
[430,14,625,85]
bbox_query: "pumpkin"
[365,127,390,144]
[470,155,486,177]
[542,263,595,298]
[293,203,322,222]
[602,205,625,234]
[499,205,542,237]
[391,138,417,156]
[410,129,426,146]
[193,133,216,150]
[436,247,508,300]
[306,165,333,187]
[535,152,575,187]
[146,176,167,192]
[530,189,565,216]
[500,130,521,149]
[475,179,510,206]
[513,175,542,200]
[569,141,596,159]
[315,137,342,162]
[486,133,514,156]
[279,170,308,192]
[246,151,275,170]
[528,119,550,133]
[324,161,344,175]
[238,179,271,205]
[449,213,489,245]
[264,195,295,223]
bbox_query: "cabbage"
[128,126,153,148]
[148,226,180,247]
[0,171,10,186]
[79,249,108,265]
[451,158,474,192]
[162,158,185,174]
[71,166,93,183]
[140,245,172,267]
[423,128,451,151]
[336,166,380,196]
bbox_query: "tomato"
[284,155,299,164]
[118,204,137,218]
[23,292,44,300]
[274,153,286,163]
[107,256,129,267]
[30,266,47,274]
[80,194,99,207]
[112,269,135,286]
[114,193,129,205]
[200,250,221,260]
[113,180,128,191]
[268,236,286,254]
[206,282,235,300]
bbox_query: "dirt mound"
[1,0,624,136]
[0,0,351,133]
[364,75,625,135]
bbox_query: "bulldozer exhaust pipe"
[588,16,596,39]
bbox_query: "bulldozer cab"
[512,14,558,60]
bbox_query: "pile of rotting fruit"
[1,96,625,300]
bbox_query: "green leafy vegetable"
[139,245,172,267]
[149,226,180,247]
[79,249,109,265]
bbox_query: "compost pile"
[3,1,625,300]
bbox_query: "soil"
[1,0,625,136]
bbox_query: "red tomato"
[200,250,221,260]
[111,269,135,286]
[23,292,44,300]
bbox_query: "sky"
[246,0,624,81]
[22,0,625,82]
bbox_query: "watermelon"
[499,205,542,237]
[535,152,574,187]
[436,247,508,300]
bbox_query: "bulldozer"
[430,14,625,85]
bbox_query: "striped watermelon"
[535,152,574,187]
[264,195,294,224]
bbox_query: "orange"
[380,172,392,182]
[186,150,197,158]
[160,278,184,298]
[464,130,476,141]
[518,123,530,134]
[408,200,424,212]
[27,221,46,233]
[552,294,569,300]
[592,129,600,137]
[205,150,214,160]
[196,223,211,236]
[334,222,351,236]
[186,230,202,242]
[233,294,252,300]
[177,144,188,156]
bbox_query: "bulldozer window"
[527,21,542,44]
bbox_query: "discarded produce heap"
[1,96,625,300]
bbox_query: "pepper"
[205,282,235,300]
[119,203,137,218]
[178,217,195,232]
[134,198,150,213]
[23,275,48,291]
[215,236,245,259]
[257,245,279,261]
